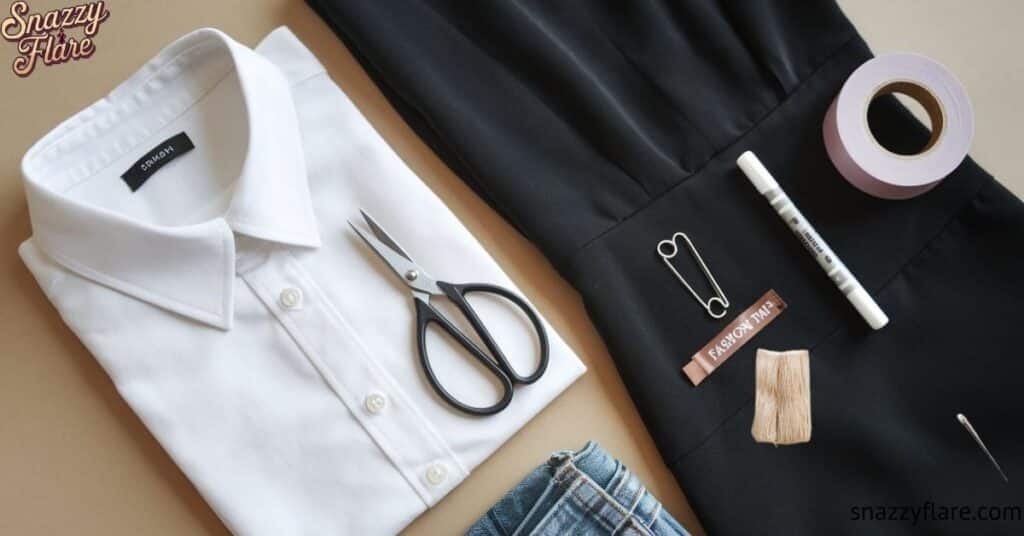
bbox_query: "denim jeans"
[466,442,690,536]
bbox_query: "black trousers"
[307,1,1024,533]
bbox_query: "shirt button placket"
[254,252,463,504]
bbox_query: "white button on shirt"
[365,392,388,415]
[279,287,303,310]
[425,463,448,486]
[18,27,585,536]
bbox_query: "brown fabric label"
[682,290,787,386]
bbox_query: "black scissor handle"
[436,281,550,385]
[414,296,514,416]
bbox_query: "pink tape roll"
[823,53,973,200]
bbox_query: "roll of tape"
[823,53,973,200]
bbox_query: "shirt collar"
[22,28,320,330]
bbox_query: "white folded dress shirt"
[19,27,585,535]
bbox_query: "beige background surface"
[1,2,1021,534]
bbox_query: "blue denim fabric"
[466,442,690,536]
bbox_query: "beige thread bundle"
[751,349,811,445]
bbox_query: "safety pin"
[657,232,729,319]
[957,413,1009,483]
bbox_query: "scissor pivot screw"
[405,270,419,281]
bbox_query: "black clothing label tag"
[120,132,194,192]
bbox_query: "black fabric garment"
[307,1,1024,534]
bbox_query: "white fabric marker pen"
[737,151,888,330]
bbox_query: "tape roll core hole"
[867,81,945,157]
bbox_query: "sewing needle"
[957,413,1009,483]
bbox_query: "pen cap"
[846,286,889,330]
[737,151,780,194]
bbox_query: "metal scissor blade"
[361,209,412,262]
[348,216,440,296]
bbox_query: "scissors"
[348,210,549,416]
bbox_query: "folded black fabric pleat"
[307,1,1024,533]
